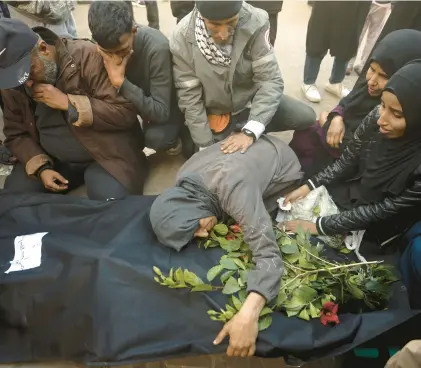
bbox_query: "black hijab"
[359,60,421,203]
[340,29,421,132]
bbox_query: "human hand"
[214,292,264,357]
[40,169,69,192]
[221,132,254,154]
[326,116,345,149]
[98,47,133,89]
[32,84,69,110]
[283,184,311,206]
[194,216,217,238]
[282,220,318,235]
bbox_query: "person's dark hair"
[88,1,133,49]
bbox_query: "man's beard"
[39,55,58,85]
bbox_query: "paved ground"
[0,2,358,366]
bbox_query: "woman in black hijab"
[283,60,421,248]
[290,29,421,177]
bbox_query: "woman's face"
[378,91,406,139]
[366,61,389,96]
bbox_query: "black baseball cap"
[0,18,39,89]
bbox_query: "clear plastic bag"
[277,186,344,248]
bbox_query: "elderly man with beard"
[0,19,147,199]
[170,0,315,153]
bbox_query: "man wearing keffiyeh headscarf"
[150,135,303,357]
[169,1,315,154]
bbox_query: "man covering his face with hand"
[89,1,184,155]
[0,19,146,198]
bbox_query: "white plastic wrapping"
[277,186,344,248]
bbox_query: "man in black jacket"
[88,1,183,154]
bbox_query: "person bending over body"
[290,29,421,177]
[149,136,303,357]
[283,61,421,249]
[0,19,146,199]
[89,1,183,154]
[170,0,315,153]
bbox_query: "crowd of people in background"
[2,0,421,364]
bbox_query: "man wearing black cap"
[0,19,147,199]
[170,1,315,153]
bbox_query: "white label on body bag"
[5,232,48,274]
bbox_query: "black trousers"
[143,117,183,152]
[268,13,278,46]
[4,161,129,200]
[145,0,159,30]
[123,0,159,30]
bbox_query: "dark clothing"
[170,0,282,45]
[124,0,159,29]
[119,25,183,150]
[306,1,371,61]
[35,102,92,164]
[2,28,147,193]
[308,107,421,244]
[0,1,10,18]
[144,120,180,151]
[170,1,194,23]
[124,1,133,16]
[145,0,159,30]
[401,222,421,309]
[247,1,283,14]
[292,29,421,175]
[268,13,278,46]
[0,2,9,113]
[150,135,303,302]
[247,1,283,46]
[4,161,129,200]
[304,54,348,85]
[355,2,421,88]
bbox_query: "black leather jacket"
[307,107,421,240]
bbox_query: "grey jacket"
[169,2,284,147]
[178,136,303,302]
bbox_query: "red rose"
[320,302,340,326]
[230,224,242,233]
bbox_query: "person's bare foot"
[319,111,329,127]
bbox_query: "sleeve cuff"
[316,217,327,235]
[243,120,266,140]
[67,94,93,128]
[25,154,53,177]
[306,179,317,190]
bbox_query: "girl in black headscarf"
[290,29,421,177]
[283,60,421,248]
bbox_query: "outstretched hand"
[213,292,265,357]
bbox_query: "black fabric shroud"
[0,192,417,365]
